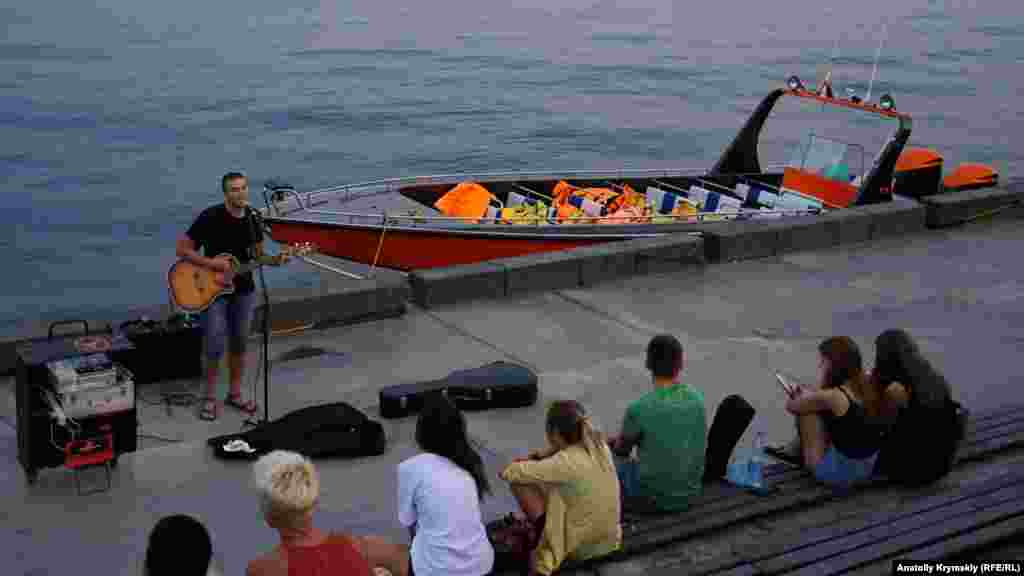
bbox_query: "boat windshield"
[788,133,866,184]
[758,92,903,181]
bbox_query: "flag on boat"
[701,191,743,213]
[778,189,824,211]
[741,182,780,208]
[645,186,680,214]
[687,185,711,208]
[506,191,529,207]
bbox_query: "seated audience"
[784,336,882,488]
[145,514,215,576]
[398,394,495,576]
[871,329,964,485]
[607,334,706,512]
[247,450,408,576]
[500,400,622,576]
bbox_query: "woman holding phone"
[782,336,883,488]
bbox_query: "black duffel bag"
[207,401,387,461]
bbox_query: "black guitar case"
[379,361,538,419]
[207,401,387,461]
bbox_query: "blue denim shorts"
[814,445,878,489]
[616,458,640,499]
[201,291,254,361]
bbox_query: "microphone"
[246,205,266,230]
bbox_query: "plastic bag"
[726,431,770,494]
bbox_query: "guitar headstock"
[282,242,317,257]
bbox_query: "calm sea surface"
[3,0,1022,332]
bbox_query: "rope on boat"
[370,213,390,277]
[271,322,316,336]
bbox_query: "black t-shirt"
[186,203,263,294]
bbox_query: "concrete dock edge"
[251,273,409,331]
[700,219,785,263]
[501,250,587,296]
[858,200,928,239]
[5,182,1021,375]
[630,234,705,273]
[408,261,506,309]
[921,184,1024,228]
[572,241,639,287]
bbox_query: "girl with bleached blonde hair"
[246,450,409,576]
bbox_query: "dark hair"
[546,400,587,445]
[818,336,879,417]
[416,394,491,500]
[646,334,683,379]
[873,329,951,408]
[221,171,247,192]
[145,514,212,576]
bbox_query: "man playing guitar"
[175,171,291,421]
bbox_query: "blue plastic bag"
[726,431,770,494]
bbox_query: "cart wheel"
[110,456,119,468]
[26,470,37,485]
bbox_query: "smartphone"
[776,373,797,397]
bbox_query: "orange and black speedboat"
[259,75,998,271]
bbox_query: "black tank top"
[823,387,880,459]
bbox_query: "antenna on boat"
[815,37,839,99]
[829,36,840,88]
[865,20,889,103]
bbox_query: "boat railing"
[279,205,824,229]
[694,178,744,197]
[270,187,308,211]
[264,164,791,217]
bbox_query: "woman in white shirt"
[398,394,495,576]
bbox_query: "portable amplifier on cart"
[46,353,118,393]
[53,362,135,420]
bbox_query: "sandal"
[199,397,218,421]
[224,393,258,415]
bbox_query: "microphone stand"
[246,207,271,427]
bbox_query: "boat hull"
[266,219,647,270]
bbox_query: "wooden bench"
[689,462,1024,576]
[544,404,1024,575]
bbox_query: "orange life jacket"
[434,182,494,222]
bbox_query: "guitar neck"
[234,259,269,276]
[223,244,310,275]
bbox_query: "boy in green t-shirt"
[607,334,707,512]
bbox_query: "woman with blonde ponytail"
[246,450,409,576]
[499,400,622,576]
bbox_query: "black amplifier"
[117,317,202,385]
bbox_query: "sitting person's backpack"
[486,513,543,576]
[207,401,387,460]
[704,394,757,482]
[877,399,966,486]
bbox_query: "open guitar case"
[207,401,387,461]
[379,361,539,419]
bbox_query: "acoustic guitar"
[167,243,315,313]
